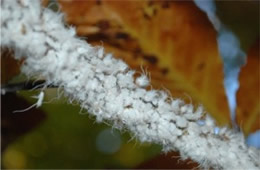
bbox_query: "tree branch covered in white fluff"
[1,0,259,169]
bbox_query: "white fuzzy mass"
[1,0,259,169]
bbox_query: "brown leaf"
[236,40,260,135]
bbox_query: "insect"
[13,91,45,113]
[135,74,150,87]
[35,91,44,108]
[135,65,151,88]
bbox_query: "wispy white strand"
[1,0,259,169]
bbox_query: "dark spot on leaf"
[153,9,158,16]
[143,12,151,20]
[134,48,142,55]
[143,55,158,64]
[147,0,154,7]
[86,33,109,42]
[161,68,169,75]
[197,62,205,71]
[115,32,130,39]
[161,1,170,9]
[96,20,110,30]
[96,0,102,5]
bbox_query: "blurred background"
[1,0,259,169]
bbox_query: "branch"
[1,0,259,169]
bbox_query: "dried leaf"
[236,40,260,135]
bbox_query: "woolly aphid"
[13,91,45,113]
[1,1,259,169]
